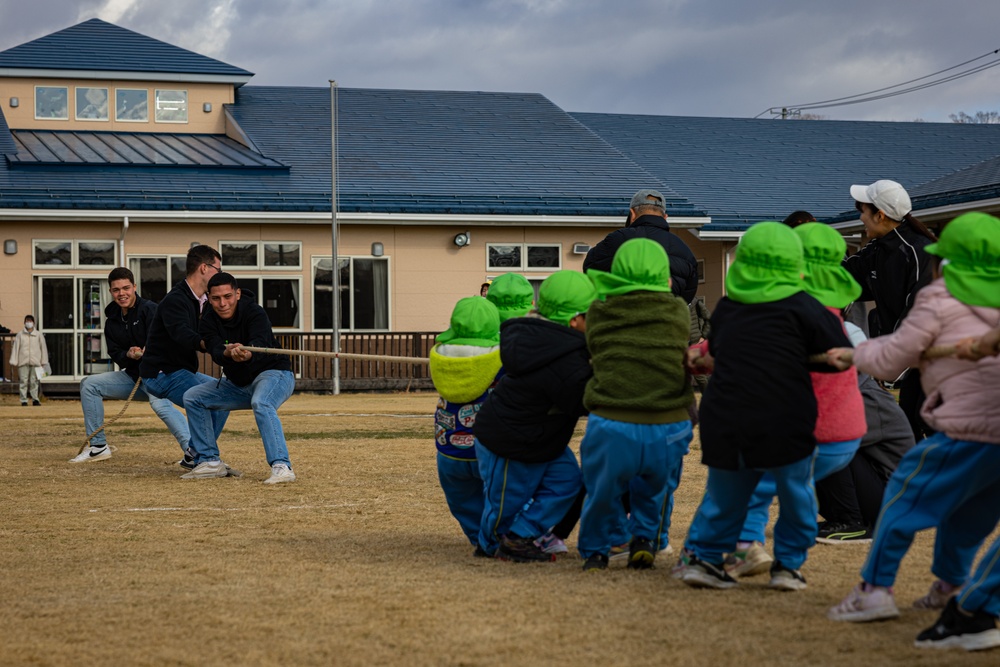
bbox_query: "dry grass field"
[1,392,996,667]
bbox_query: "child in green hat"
[576,238,695,571]
[429,296,503,552]
[472,270,596,562]
[676,221,851,590]
[485,273,535,322]
[826,212,1000,646]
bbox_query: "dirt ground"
[1,392,995,666]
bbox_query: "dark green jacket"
[584,292,693,424]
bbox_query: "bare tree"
[950,110,1000,124]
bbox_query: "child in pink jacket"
[826,211,1000,629]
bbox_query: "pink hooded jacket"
[853,278,1000,444]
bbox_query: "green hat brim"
[587,269,673,299]
[941,263,1000,307]
[802,262,862,308]
[725,263,803,304]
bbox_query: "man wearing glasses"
[139,244,231,472]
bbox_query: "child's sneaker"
[767,560,807,591]
[680,555,738,590]
[816,522,872,544]
[724,541,773,577]
[69,445,111,463]
[828,583,900,622]
[534,532,569,555]
[913,579,960,610]
[473,545,493,558]
[670,547,693,579]
[497,534,555,563]
[627,538,656,570]
[608,542,630,563]
[582,553,609,572]
[915,598,1000,651]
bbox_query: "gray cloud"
[2,0,1000,122]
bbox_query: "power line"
[754,48,1000,119]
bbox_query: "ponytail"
[903,213,937,242]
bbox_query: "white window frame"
[34,85,69,120]
[485,243,562,272]
[231,275,304,330]
[154,88,188,124]
[115,88,149,123]
[311,255,392,332]
[32,239,116,269]
[74,86,109,122]
[697,258,706,284]
[220,241,302,270]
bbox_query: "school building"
[3,19,1000,386]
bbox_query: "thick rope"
[806,344,957,365]
[239,345,430,365]
[79,376,143,455]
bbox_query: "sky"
[3,0,1000,123]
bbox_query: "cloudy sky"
[3,0,1000,123]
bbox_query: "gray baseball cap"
[630,189,667,211]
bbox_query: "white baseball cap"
[850,179,912,221]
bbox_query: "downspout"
[119,216,129,265]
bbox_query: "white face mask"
[25,322,34,330]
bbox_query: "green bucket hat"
[485,273,534,321]
[725,221,805,304]
[436,296,501,347]
[587,238,672,299]
[537,270,598,326]
[925,211,1000,307]
[793,222,862,309]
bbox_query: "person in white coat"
[9,314,49,406]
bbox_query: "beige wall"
[0,78,233,133]
[0,218,728,337]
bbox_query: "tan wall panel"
[0,78,232,133]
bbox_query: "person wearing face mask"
[9,314,49,406]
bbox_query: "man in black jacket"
[583,189,700,304]
[181,273,296,483]
[139,245,229,469]
[72,267,191,463]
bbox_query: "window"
[313,256,390,331]
[116,89,148,122]
[155,89,188,123]
[35,276,113,378]
[486,243,561,271]
[128,256,187,303]
[75,87,108,121]
[232,277,301,329]
[33,240,116,268]
[221,241,301,270]
[35,86,68,120]
[697,258,706,284]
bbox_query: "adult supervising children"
[72,267,190,463]
[139,244,228,469]
[182,273,296,483]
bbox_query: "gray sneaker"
[680,556,739,590]
[180,460,230,479]
[264,463,296,484]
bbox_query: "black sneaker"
[680,555,738,589]
[768,560,807,591]
[583,553,609,572]
[496,534,555,563]
[178,449,196,470]
[916,597,1000,651]
[32,399,41,406]
[627,538,656,570]
[817,522,872,545]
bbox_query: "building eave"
[0,68,252,85]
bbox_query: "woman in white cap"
[843,179,937,440]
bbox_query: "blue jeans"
[143,370,228,458]
[81,370,190,451]
[578,415,693,558]
[437,453,483,546]
[686,453,818,570]
[183,370,294,466]
[739,438,861,544]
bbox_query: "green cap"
[485,273,534,321]
[587,238,672,299]
[436,296,501,347]
[537,270,598,326]
[793,222,862,308]
[925,211,1000,308]
[725,221,805,304]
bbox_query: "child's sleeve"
[852,290,940,381]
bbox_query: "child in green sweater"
[577,238,695,571]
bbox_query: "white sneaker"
[180,460,230,479]
[680,556,739,590]
[828,583,900,622]
[724,541,774,577]
[913,579,960,610]
[264,463,296,484]
[768,562,807,591]
[69,446,111,463]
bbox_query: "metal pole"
[330,80,341,395]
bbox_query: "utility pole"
[330,80,341,395]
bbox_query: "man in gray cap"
[583,189,700,303]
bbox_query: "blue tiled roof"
[0,19,252,78]
[9,130,286,169]
[906,155,1000,210]
[0,106,15,156]
[572,112,1000,229]
[0,86,704,216]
